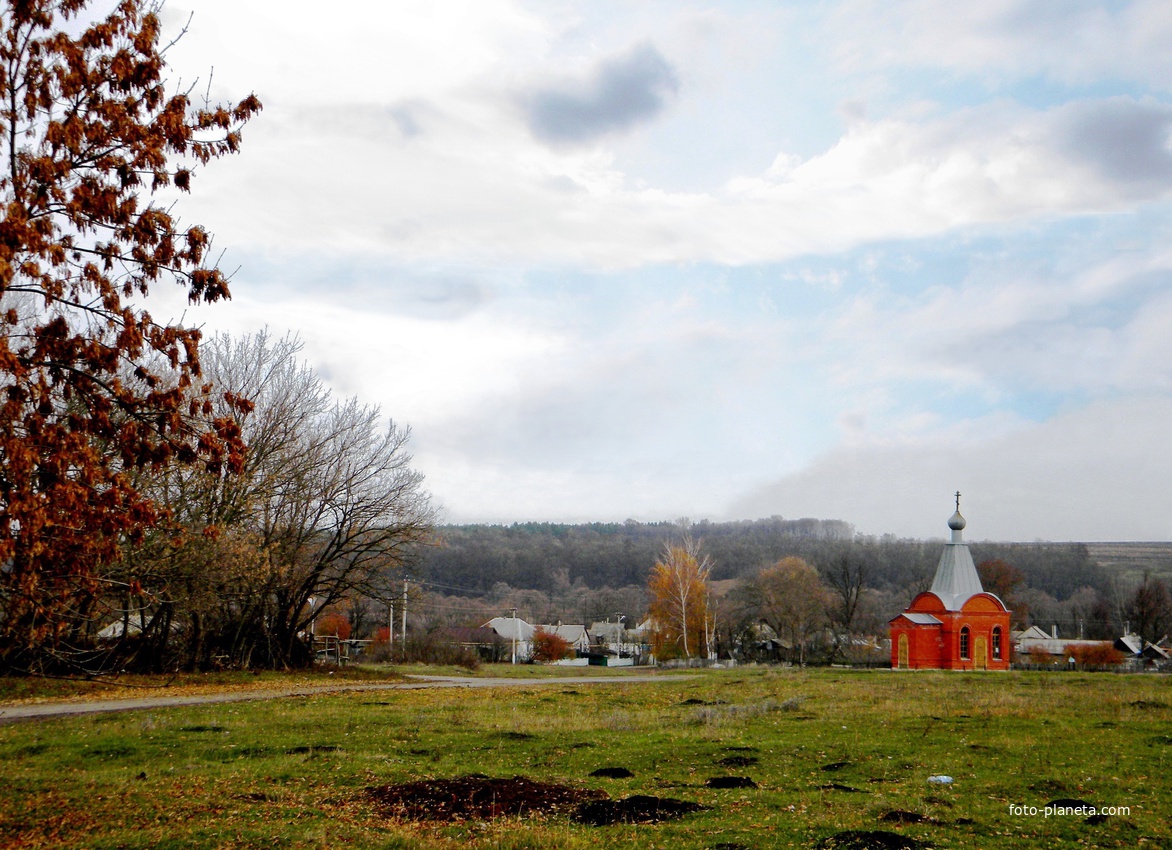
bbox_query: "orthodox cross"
[955,490,962,511]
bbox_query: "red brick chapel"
[889,495,1011,670]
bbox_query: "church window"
[959,626,971,660]
[992,626,1002,660]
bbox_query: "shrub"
[1026,645,1053,665]
[1069,643,1125,668]
[532,630,574,663]
[402,630,480,671]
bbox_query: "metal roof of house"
[928,505,986,611]
[900,613,943,625]
[539,624,589,645]
[484,617,535,641]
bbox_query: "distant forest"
[415,516,1109,608]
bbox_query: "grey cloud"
[1056,98,1172,186]
[524,43,680,145]
[726,397,1172,542]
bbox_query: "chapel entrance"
[897,634,909,669]
[974,635,988,670]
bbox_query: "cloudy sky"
[154,0,1172,542]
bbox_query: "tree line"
[417,519,1110,607]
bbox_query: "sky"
[149,0,1172,542]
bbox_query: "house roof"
[897,613,943,626]
[589,621,624,640]
[446,627,502,645]
[539,624,589,645]
[1013,625,1051,641]
[484,617,535,641]
[1116,634,1144,655]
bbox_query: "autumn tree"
[751,556,829,666]
[647,535,714,661]
[531,628,573,663]
[977,558,1028,627]
[0,0,259,671]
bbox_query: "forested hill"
[415,517,1108,602]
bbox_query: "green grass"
[1,667,1169,848]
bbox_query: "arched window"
[992,626,1002,660]
[959,626,971,660]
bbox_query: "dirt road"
[0,673,688,724]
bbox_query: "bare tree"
[116,331,435,669]
[1125,573,1172,646]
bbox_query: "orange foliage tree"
[1068,643,1124,668]
[314,612,352,642]
[647,536,714,661]
[531,628,573,663]
[0,0,259,671]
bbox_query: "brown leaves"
[0,0,260,672]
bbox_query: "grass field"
[1,666,1169,849]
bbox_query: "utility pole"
[511,607,518,665]
[387,599,395,654]
[401,580,408,657]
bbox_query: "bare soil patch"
[719,754,758,767]
[366,775,705,827]
[706,776,757,789]
[366,775,603,821]
[571,794,705,825]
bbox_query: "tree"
[531,628,573,663]
[647,535,713,661]
[1068,643,1124,668]
[0,0,260,671]
[1124,572,1172,646]
[111,331,436,670]
[751,556,829,665]
[819,549,871,659]
[976,558,1028,626]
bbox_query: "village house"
[889,497,1012,670]
[483,616,535,663]
[538,623,591,654]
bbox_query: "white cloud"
[830,0,1172,89]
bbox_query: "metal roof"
[484,616,535,641]
[900,613,943,625]
[928,508,985,611]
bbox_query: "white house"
[484,616,535,662]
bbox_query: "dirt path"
[0,672,689,724]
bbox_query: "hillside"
[1085,542,1172,585]
[416,517,1112,602]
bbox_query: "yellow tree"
[753,556,829,666]
[647,536,714,660]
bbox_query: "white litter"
[927,775,953,784]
